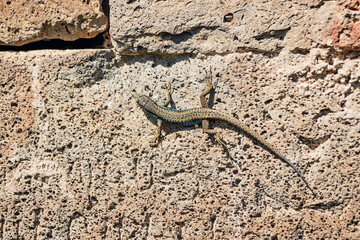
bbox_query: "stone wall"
[0,0,359,239]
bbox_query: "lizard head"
[131,90,152,109]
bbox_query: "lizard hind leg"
[203,128,225,147]
[199,68,228,152]
[203,126,231,156]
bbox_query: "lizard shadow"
[146,115,248,169]
[159,119,280,172]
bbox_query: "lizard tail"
[210,111,316,198]
[283,157,316,198]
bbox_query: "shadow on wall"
[0,33,111,51]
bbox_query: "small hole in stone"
[264,99,273,105]
[224,13,234,22]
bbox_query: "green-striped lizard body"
[132,74,316,198]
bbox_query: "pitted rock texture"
[110,0,360,54]
[331,0,360,50]
[0,0,107,46]
[1,0,360,239]
[0,49,359,239]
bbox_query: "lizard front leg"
[199,69,227,148]
[150,119,163,146]
[150,82,173,146]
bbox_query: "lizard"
[131,71,316,198]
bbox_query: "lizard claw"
[150,136,160,147]
[214,132,231,154]
[211,78,218,90]
[149,129,160,147]
[162,82,173,95]
[214,132,225,147]
[205,67,218,90]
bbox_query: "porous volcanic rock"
[0,48,359,239]
[0,0,107,46]
[0,0,360,239]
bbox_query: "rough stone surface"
[0,0,107,46]
[110,0,360,54]
[1,0,360,239]
[1,48,359,239]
